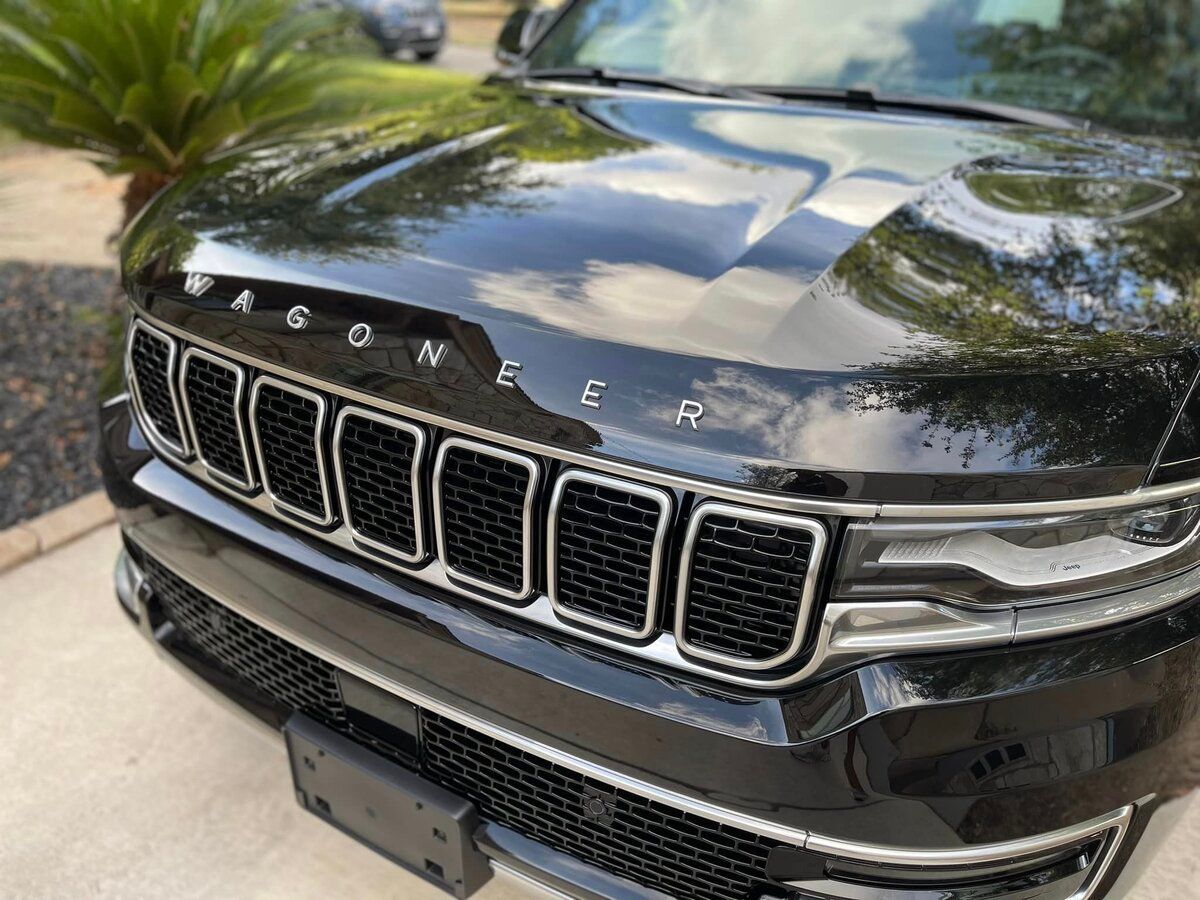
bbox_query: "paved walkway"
[433,42,496,76]
[0,143,125,269]
[0,524,1196,897]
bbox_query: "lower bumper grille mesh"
[142,558,780,900]
[421,711,780,900]
[147,558,346,727]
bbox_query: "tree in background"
[0,0,471,227]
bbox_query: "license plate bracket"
[284,713,493,898]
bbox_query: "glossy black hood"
[122,83,1200,502]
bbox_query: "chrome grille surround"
[332,406,428,565]
[547,470,673,640]
[126,318,189,459]
[248,375,335,527]
[433,436,540,602]
[125,311,1055,689]
[675,503,827,671]
[178,347,256,491]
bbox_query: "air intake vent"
[127,320,188,457]
[145,558,346,727]
[250,377,333,526]
[420,711,782,900]
[180,349,255,490]
[676,504,826,669]
[549,472,671,638]
[334,407,426,564]
[434,438,538,601]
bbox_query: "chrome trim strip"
[675,503,828,671]
[546,470,673,640]
[332,406,428,566]
[129,539,1134,885]
[805,806,1130,868]
[433,437,541,602]
[248,375,335,527]
[126,319,190,459]
[178,347,257,491]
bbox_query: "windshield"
[527,0,1200,137]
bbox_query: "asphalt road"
[1,524,1197,898]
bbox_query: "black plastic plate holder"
[284,713,493,898]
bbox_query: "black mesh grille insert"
[144,558,345,727]
[682,514,816,662]
[554,478,665,632]
[184,356,249,485]
[339,413,421,558]
[141,557,788,900]
[130,327,184,449]
[438,444,532,595]
[420,711,781,900]
[254,382,328,520]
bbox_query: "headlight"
[836,495,1200,606]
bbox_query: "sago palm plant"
[0,0,470,226]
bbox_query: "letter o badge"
[348,323,374,349]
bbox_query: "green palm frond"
[0,0,470,203]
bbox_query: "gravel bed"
[0,262,123,529]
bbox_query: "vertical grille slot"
[249,376,333,526]
[548,472,671,639]
[434,438,539,601]
[127,320,188,457]
[334,407,427,564]
[676,504,826,669]
[179,348,255,490]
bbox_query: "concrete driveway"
[432,43,496,77]
[0,524,1197,898]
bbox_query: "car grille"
[146,558,346,727]
[551,473,669,637]
[421,711,782,900]
[336,410,424,561]
[251,380,330,523]
[126,317,829,681]
[181,352,252,488]
[435,440,536,598]
[128,323,186,452]
[680,510,817,663]
[141,558,783,900]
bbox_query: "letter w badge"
[183,272,214,297]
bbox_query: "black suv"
[103,1,1200,898]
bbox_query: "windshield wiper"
[523,66,767,101]
[738,84,1084,129]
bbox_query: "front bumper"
[102,395,1200,899]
